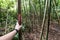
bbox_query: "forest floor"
[49,21,60,40]
[0,21,60,40]
[23,21,60,40]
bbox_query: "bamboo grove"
[0,0,60,40]
[21,0,60,40]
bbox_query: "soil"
[0,21,60,40]
[23,21,60,40]
[49,22,60,40]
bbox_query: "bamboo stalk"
[40,0,48,40]
[46,0,51,40]
[18,0,22,40]
[53,0,60,25]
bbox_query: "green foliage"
[13,33,18,40]
[0,0,17,27]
